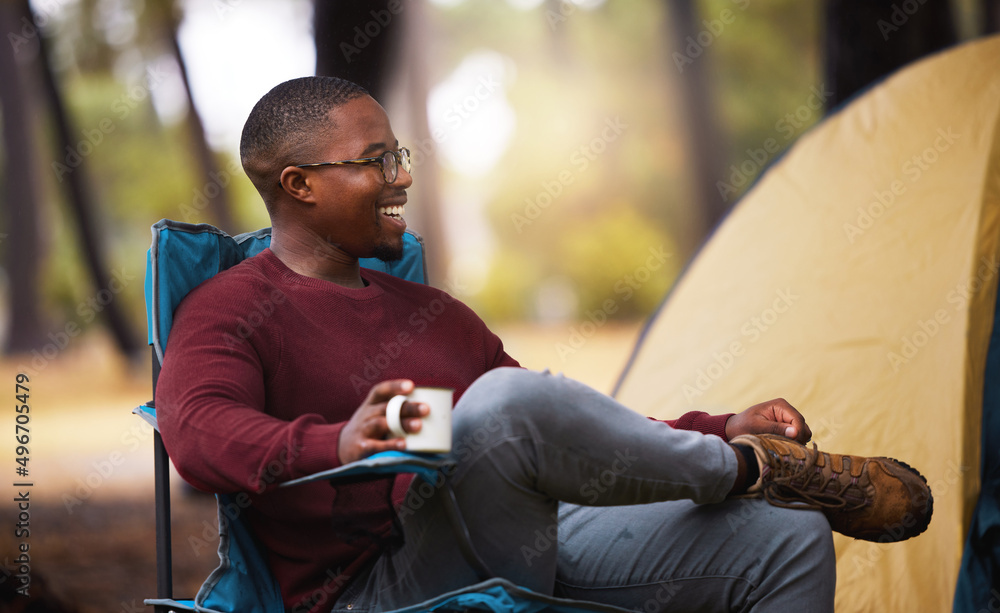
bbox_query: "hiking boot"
[730,433,933,542]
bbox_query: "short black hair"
[240,76,369,206]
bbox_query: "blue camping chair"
[135,219,630,613]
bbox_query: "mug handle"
[385,394,408,438]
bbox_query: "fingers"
[355,436,407,459]
[768,398,812,443]
[787,416,811,443]
[366,379,415,404]
[728,398,813,443]
[341,381,424,464]
[398,400,430,420]
[375,412,425,434]
[797,420,812,443]
[365,380,428,433]
[366,381,429,420]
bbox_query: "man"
[156,76,932,613]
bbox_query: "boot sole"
[833,456,934,543]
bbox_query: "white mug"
[385,386,454,453]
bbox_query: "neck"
[269,227,365,288]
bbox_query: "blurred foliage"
[30,67,262,334]
[6,0,984,340]
[2,0,265,339]
[429,0,820,322]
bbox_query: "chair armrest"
[280,451,453,487]
[133,402,158,430]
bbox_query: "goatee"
[372,242,404,262]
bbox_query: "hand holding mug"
[338,380,428,464]
[385,386,454,453]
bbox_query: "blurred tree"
[159,1,236,232]
[0,0,45,353]
[544,0,572,66]
[399,0,450,286]
[314,0,403,104]
[984,0,1000,32]
[823,0,958,108]
[664,0,731,253]
[31,0,142,357]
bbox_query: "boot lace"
[761,443,868,512]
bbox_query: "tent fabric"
[613,36,1000,612]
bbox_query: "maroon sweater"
[155,249,732,612]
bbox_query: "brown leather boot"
[730,433,933,542]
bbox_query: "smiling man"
[156,77,932,613]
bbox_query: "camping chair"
[135,219,630,613]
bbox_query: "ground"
[0,323,641,612]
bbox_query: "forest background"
[0,0,994,610]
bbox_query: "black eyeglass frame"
[292,147,411,184]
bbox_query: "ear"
[278,166,317,203]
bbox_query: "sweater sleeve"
[658,411,734,441]
[485,329,520,370]
[155,281,344,495]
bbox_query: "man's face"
[299,95,412,261]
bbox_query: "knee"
[731,505,835,608]
[452,368,558,445]
[456,368,548,418]
[462,367,550,404]
[771,508,836,578]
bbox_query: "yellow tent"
[614,35,1000,611]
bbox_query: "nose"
[395,164,413,188]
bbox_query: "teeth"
[379,205,405,217]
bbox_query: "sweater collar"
[258,248,385,298]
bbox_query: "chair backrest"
[140,219,427,613]
[146,219,427,365]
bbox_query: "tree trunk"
[823,0,958,109]
[401,0,448,285]
[30,0,142,357]
[0,1,45,354]
[163,3,236,231]
[313,0,404,105]
[984,0,1000,34]
[665,0,731,253]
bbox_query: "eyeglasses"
[294,147,411,184]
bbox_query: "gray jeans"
[331,368,835,612]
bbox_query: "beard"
[372,240,404,262]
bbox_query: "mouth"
[378,204,405,221]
